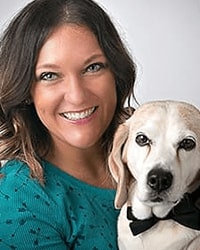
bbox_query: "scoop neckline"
[42,159,116,192]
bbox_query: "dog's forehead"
[128,101,200,132]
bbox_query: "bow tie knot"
[127,187,200,236]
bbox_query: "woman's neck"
[45,141,115,189]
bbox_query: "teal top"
[0,160,120,250]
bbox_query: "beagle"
[109,100,200,250]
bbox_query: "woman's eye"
[39,72,58,81]
[84,63,106,74]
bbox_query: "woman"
[0,0,137,249]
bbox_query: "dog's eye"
[178,138,196,151]
[135,134,150,146]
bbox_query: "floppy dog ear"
[108,123,129,209]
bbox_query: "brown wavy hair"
[0,0,137,183]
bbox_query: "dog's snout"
[147,168,173,192]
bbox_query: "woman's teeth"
[62,107,96,121]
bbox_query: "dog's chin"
[131,195,178,220]
[151,200,178,218]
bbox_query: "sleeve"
[0,165,69,250]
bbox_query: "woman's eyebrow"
[84,53,106,65]
[36,64,61,71]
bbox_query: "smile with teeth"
[61,107,96,121]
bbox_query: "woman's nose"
[64,75,88,105]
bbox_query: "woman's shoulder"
[0,159,32,186]
[0,160,46,205]
[0,160,57,210]
[0,160,68,248]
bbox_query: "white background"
[1,0,200,108]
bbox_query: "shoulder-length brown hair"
[0,0,137,183]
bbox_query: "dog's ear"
[108,122,129,209]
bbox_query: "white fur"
[109,100,200,250]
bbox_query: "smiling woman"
[32,24,117,155]
[0,0,137,249]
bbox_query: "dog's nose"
[147,168,173,192]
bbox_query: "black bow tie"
[127,187,200,236]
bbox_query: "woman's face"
[31,24,117,150]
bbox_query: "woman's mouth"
[60,106,97,121]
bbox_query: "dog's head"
[109,100,200,219]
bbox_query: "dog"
[108,100,200,250]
